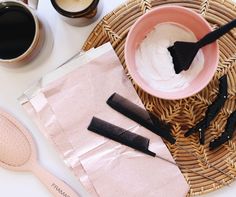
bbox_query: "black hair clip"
[106,93,176,144]
[88,117,156,157]
[209,110,236,150]
[185,75,228,144]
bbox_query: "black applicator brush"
[168,19,236,74]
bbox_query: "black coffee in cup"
[0,2,36,60]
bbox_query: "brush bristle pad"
[0,114,31,167]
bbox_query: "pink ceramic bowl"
[125,6,219,100]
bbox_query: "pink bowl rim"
[125,5,219,100]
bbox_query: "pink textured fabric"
[21,43,189,197]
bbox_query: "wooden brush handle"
[197,19,236,48]
[31,163,80,197]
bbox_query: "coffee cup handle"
[20,0,39,9]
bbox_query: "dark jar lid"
[51,0,99,18]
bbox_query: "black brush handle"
[88,117,156,157]
[197,19,236,48]
[209,110,236,150]
[106,93,176,144]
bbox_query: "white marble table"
[0,0,236,196]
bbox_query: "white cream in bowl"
[55,0,93,12]
[135,22,205,92]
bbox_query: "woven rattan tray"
[83,0,236,195]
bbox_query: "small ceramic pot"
[50,0,102,26]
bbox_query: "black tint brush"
[168,19,236,74]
